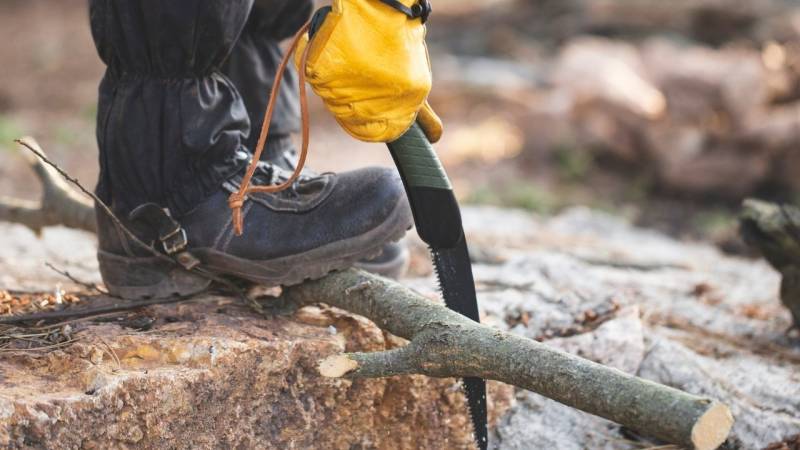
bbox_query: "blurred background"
[0,0,798,254]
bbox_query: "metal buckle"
[379,0,431,23]
[417,0,431,23]
[160,226,188,255]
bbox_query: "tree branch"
[0,137,95,233]
[285,271,733,450]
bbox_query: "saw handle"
[387,123,464,249]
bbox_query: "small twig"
[15,138,172,265]
[0,312,118,332]
[96,334,121,370]
[45,262,110,296]
[0,294,201,325]
[5,336,54,344]
[0,337,80,354]
[0,331,55,340]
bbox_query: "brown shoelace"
[228,20,312,236]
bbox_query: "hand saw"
[387,123,488,450]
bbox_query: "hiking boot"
[96,158,412,300]
[246,135,411,279]
[90,0,411,299]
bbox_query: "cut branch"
[284,270,733,450]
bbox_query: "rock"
[458,206,797,449]
[0,300,511,449]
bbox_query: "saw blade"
[432,240,488,450]
[387,122,488,450]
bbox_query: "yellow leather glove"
[295,0,443,143]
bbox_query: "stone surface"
[0,300,501,450]
[0,206,798,449]
[457,207,799,449]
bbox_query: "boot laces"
[228,20,313,236]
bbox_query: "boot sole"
[353,244,410,279]
[99,197,412,300]
[97,251,213,300]
[195,197,413,286]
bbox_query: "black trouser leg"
[222,0,313,161]
[90,0,255,216]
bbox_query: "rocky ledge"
[0,206,797,449]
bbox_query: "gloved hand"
[295,0,443,143]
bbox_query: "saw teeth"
[430,248,451,301]
[430,248,445,296]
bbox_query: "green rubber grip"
[387,123,452,190]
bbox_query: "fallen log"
[0,138,734,449]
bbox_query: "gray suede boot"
[97,157,412,299]
[91,0,412,300]
[245,136,411,279]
